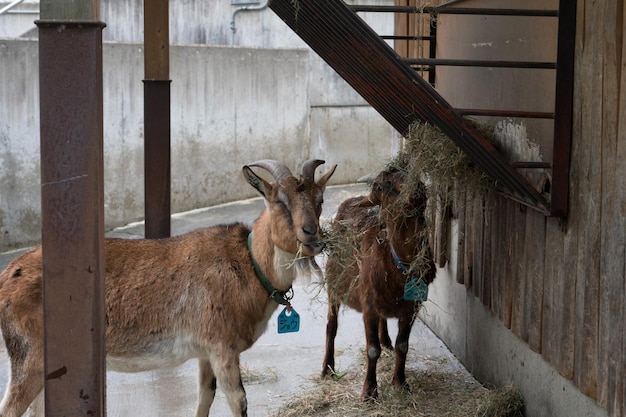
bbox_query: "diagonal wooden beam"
[269,0,549,213]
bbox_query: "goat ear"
[316,164,337,191]
[242,166,273,199]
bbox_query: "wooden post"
[144,0,172,239]
[37,0,106,416]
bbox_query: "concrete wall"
[98,0,393,49]
[0,40,40,251]
[0,1,39,38]
[0,0,395,251]
[0,38,394,251]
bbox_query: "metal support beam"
[144,0,171,239]
[550,0,577,217]
[37,6,106,416]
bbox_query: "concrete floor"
[0,184,475,417]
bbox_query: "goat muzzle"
[298,238,325,256]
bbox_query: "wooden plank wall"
[444,1,626,415]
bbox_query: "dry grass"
[397,121,498,209]
[241,366,278,385]
[271,352,523,417]
[319,212,375,304]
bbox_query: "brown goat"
[321,167,435,400]
[0,159,336,417]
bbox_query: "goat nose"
[302,224,318,236]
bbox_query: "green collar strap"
[247,233,293,307]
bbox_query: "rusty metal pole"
[36,0,106,416]
[144,0,171,239]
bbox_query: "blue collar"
[390,243,412,275]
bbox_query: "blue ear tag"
[404,278,428,302]
[277,307,300,334]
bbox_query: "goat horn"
[247,160,293,182]
[301,159,325,180]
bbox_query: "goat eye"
[278,191,290,208]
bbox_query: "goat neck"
[380,178,429,268]
[249,212,298,292]
[383,210,424,264]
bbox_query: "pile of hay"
[271,352,523,417]
[398,121,498,208]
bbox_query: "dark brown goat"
[321,167,435,400]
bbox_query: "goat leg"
[194,359,217,417]
[0,324,44,417]
[378,318,393,350]
[0,364,44,417]
[361,308,381,401]
[321,299,340,377]
[391,313,415,391]
[209,351,247,417]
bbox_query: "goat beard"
[283,241,323,286]
[295,256,323,286]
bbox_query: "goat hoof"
[392,378,411,392]
[360,386,379,401]
[321,365,343,380]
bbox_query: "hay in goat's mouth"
[271,352,523,417]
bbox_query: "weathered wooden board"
[433,200,449,268]
[572,0,603,400]
[523,210,546,353]
[616,9,626,415]
[597,0,623,411]
[454,196,466,285]
[509,205,527,339]
[602,4,626,416]
[500,199,517,329]
[393,0,410,58]
[489,199,507,319]
[541,216,569,375]
[464,194,473,289]
[472,196,484,300]
[480,200,492,308]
